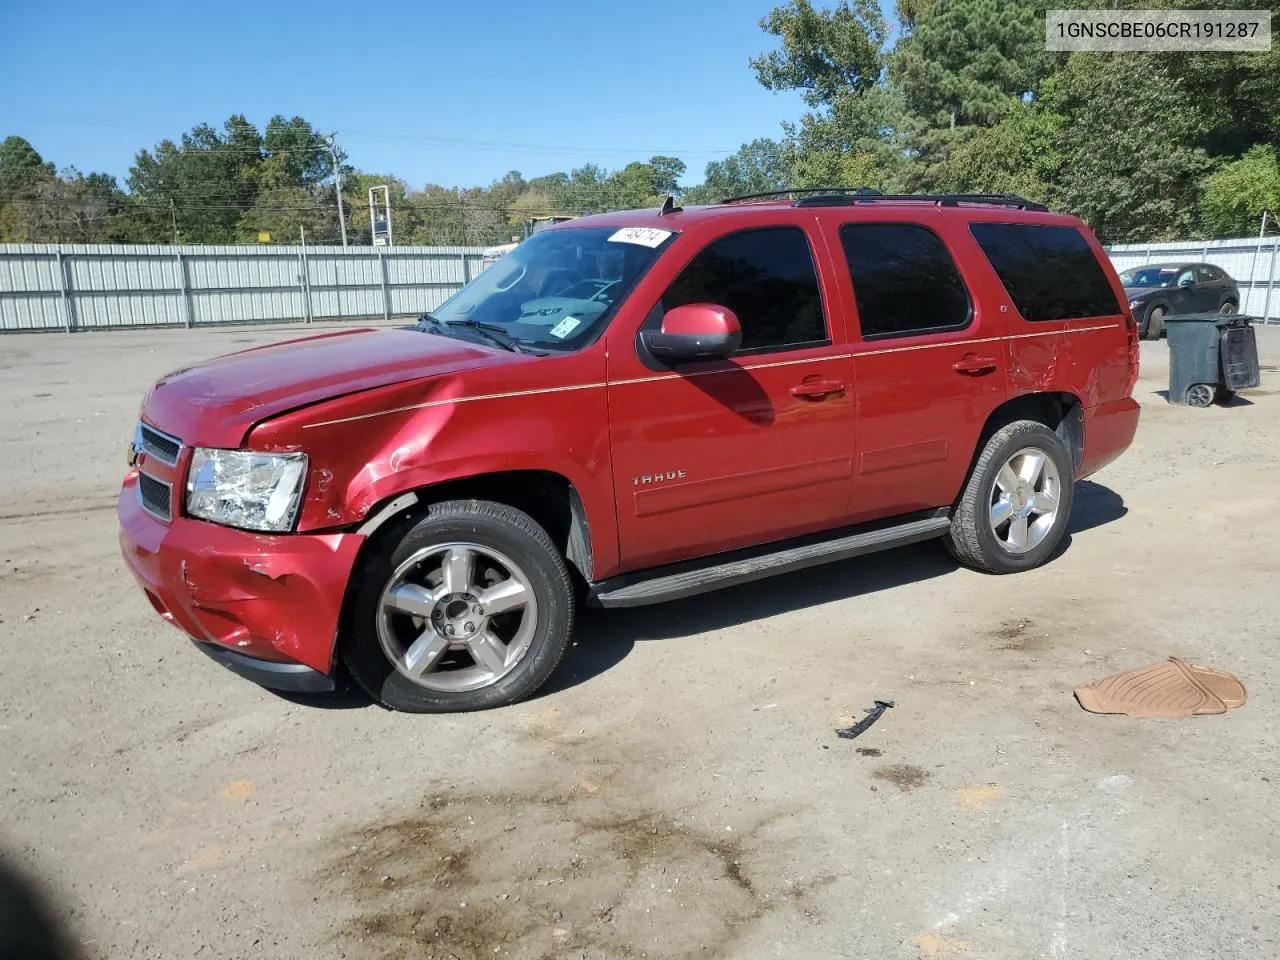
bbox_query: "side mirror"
[640,303,742,362]
[1179,276,1195,287]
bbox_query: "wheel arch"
[968,391,1084,483]
[353,469,594,584]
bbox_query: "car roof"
[551,198,1082,233]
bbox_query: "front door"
[1172,266,1212,313]
[606,223,855,572]
[818,214,1008,524]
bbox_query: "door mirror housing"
[1179,276,1195,287]
[640,304,742,362]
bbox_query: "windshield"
[428,226,674,350]
[1120,266,1178,288]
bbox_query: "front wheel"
[947,420,1075,574]
[341,500,574,712]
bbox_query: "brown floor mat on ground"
[1074,657,1247,717]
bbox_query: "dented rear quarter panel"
[948,208,1135,409]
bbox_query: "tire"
[1185,383,1214,407]
[947,420,1075,575]
[1143,305,1166,340]
[341,499,575,712]
[1219,300,1237,315]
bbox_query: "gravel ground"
[2,321,1279,960]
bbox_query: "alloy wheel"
[988,446,1062,555]
[376,542,538,693]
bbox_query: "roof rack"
[718,187,1047,213]
[720,186,881,204]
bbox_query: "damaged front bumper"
[117,472,365,692]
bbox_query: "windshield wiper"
[450,318,527,354]
[415,312,526,354]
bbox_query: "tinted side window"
[839,223,971,339]
[661,226,826,352]
[969,223,1123,321]
[1198,266,1222,282]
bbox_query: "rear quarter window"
[969,223,1123,322]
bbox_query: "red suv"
[118,190,1141,712]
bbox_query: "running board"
[590,512,951,608]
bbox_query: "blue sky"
[0,0,875,191]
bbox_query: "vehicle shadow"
[277,481,1129,708]
[1067,479,1127,534]
[550,480,1130,697]
[1153,388,1254,407]
[541,540,959,697]
[266,667,374,710]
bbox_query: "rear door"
[605,219,856,571]
[817,211,1007,524]
[1196,265,1226,310]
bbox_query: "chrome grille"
[140,423,182,466]
[137,472,172,522]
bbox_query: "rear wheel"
[342,500,574,712]
[1219,300,1237,315]
[1143,305,1166,340]
[947,421,1075,574]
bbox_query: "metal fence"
[0,243,489,332]
[1105,236,1280,322]
[6,235,1280,333]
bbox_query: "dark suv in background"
[1120,262,1240,340]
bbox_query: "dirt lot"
[2,321,1279,960]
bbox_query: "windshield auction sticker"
[1046,9,1270,51]
[548,316,581,339]
[608,227,672,248]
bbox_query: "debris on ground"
[1074,657,1246,717]
[835,700,895,740]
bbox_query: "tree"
[606,161,663,209]
[0,136,54,198]
[751,0,887,106]
[937,101,1062,203]
[1200,146,1280,238]
[683,139,791,203]
[648,156,686,195]
[890,0,1046,129]
[1044,53,1215,242]
[128,116,264,243]
[263,116,331,189]
[785,85,917,191]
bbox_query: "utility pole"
[168,197,179,245]
[325,132,348,247]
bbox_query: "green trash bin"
[1165,313,1261,407]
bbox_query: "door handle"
[790,378,846,399]
[953,354,998,376]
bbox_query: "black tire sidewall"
[966,423,1075,574]
[1144,306,1165,339]
[343,501,574,712]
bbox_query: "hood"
[141,327,514,447]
